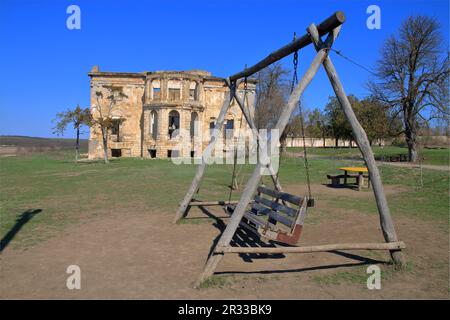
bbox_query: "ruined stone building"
[88,67,255,159]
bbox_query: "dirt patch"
[0,202,448,299]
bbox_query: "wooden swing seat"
[227,186,313,245]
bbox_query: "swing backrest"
[249,186,305,229]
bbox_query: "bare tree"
[90,85,127,164]
[53,105,91,162]
[369,15,449,162]
[254,62,290,153]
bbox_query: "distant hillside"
[0,136,88,155]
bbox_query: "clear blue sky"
[0,0,448,138]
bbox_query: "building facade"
[88,67,255,159]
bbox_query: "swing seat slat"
[257,186,303,206]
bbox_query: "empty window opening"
[111,149,122,157]
[225,119,234,140]
[152,80,161,100]
[168,80,181,101]
[150,110,158,140]
[168,110,180,138]
[167,150,180,158]
[189,82,199,101]
[153,88,161,100]
[148,149,157,158]
[190,112,199,138]
[168,88,181,101]
[209,118,216,137]
[111,119,120,135]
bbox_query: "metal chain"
[228,76,247,202]
[291,33,312,202]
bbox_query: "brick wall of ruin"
[88,69,255,160]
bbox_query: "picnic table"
[339,166,370,191]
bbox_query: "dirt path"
[1,191,448,299]
[376,161,448,171]
[286,151,448,171]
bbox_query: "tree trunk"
[404,117,418,162]
[101,127,109,164]
[335,138,338,148]
[75,127,80,163]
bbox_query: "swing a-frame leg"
[307,23,406,267]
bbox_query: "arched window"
[168,110,180,138]
[190,112,199,137]
[150,110,158,140]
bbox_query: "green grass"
[0,149,448,250]
[311,263,414,287]
[288,146,449,166]
[198,275,231,289]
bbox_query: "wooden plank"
[243,211,266,228]
[257,186,302,206]
[267,211,293,228]
[216,241,406,254]
[254,195,298,217]
[229,11,345,81]
[251,202,294,227]
[189,200,239,206]
[308,23,406,266]
[250,201,272,216]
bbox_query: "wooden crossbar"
[189,200,239,206]
[215,242,406,254]
[229,11,345,81]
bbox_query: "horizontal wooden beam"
[228,11,345,82]
[189,200,239,206]
[216,241,406,254]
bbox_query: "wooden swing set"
[172,11,406,287]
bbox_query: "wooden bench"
[226,186,313,245]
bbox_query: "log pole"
[229,11,345,81]
[216,241,406,254]
[308,23,406,267]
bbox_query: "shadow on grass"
[0,209,42,253]
[323,183,362,192]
